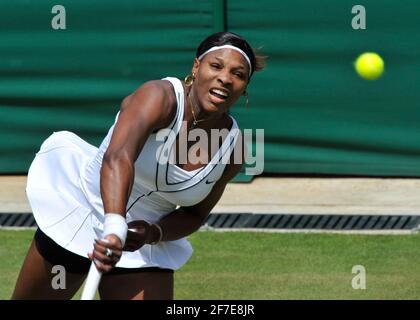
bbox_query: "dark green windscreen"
[1,1,419,179]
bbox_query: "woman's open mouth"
[209,87,229,104]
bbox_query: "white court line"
[199,226,419,235]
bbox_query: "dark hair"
[195,32,265,79]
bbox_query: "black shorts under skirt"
[34,228,173,275]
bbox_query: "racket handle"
[81,262,102,300]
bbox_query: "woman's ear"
[192,58,200,76]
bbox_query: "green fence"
[1,1,419,179]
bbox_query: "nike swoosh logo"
[205,179,215,184]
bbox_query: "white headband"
[197,44,252,76]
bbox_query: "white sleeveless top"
[26,77,240,270]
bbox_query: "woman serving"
[12,31,265,300]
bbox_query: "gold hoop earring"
[243,91,249,108]
[184,73,195,87]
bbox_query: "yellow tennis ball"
[354,52,384,80]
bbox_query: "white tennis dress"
[26,77,239,270]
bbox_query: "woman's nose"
[217,70,232,85]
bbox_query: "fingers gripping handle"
[81,238,109,300]
[81,214,127,300]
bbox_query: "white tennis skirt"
[26,131,193,270]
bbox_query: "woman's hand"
[123,220,150,252]
[87,234,123,273]
[124,220,162,252]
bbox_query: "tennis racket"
[81,262,102,300]
[81,238,111,300]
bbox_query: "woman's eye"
[211,64,221,69]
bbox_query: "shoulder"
[120,80,177,130]
[122,80,176,112]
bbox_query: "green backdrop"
[1,1,419,179]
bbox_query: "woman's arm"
[157,161,243,242]
[101,81,176,216]
[89,80,176,271]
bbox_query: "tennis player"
[12,32,265,299]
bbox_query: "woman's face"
[191,48,249,115]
